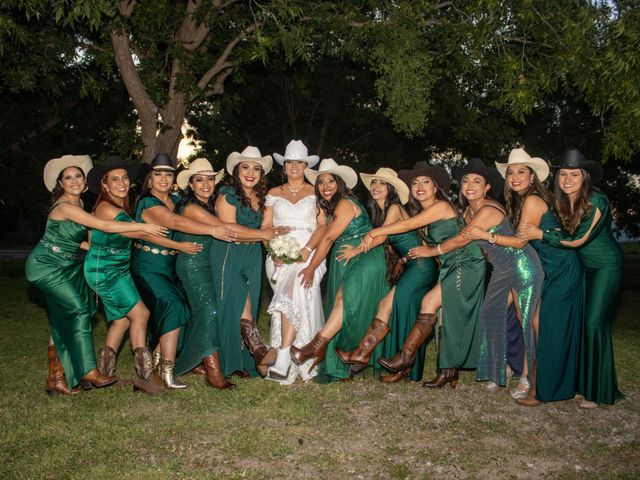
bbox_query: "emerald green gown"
[531,208,583,402]
[426,218,486,369]
[210,186,261,378]
[174,203,219,376]
[542,191,623,404]
[84,210,140,321]
[131,195,189,350]
[25,210,97,388]
[382,231,438,381]
[322,198,390,381]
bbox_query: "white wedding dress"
[264,194,326,384]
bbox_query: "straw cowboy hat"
[397,161,451,193]
[226,146,273,175]
[87,155,140,194]
[43,154,93,192]
[453,158,504,199]
[360,167,410,204]
[495,148,549,182]
[273,140,319,167]
[177,158,224,190]
[304,158,358,189]
[553,149,603,184]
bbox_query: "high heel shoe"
[510,376,531,399]
[268,346,291,378]
[290,332,329,372]
[80,369,117,390]
[422,368,459,389]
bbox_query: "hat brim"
[304,166,358,190]
[273,153,320,168]
[397,166,451,193]
[44,155,93,192]
[495,157,550,182]
[452,165,504,200]
[360,172,410,204]
[177,168,225,190]
[552,161,603,184]
[226,153,273,175]
[87,162,140,194]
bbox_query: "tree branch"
[117,0,137,18]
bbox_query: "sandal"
[510,376,531,399]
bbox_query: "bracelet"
[436,244,444,255]
[488,233,497,244]
[302,245,313,254]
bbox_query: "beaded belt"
[133,242,177,256]
[39,239,76,260]
[94,245,131,255]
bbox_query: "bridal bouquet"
[267,234,302,264]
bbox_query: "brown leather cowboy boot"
[378,313,437,373]
[45,345,80,396]
[380,370,407,383]
[335,318,390,370]
[422,368,459,389]
[132,347,165,395]
[290,332,330,372]
[240,318,277,376]
[97,346,117,376]
[203,352,235,390]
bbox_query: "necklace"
[287,184,304,196]
[468,200,486,218]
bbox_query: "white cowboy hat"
[304,158,358,189]
[273,140,319,167]
[43,154,93,192]
[360,167,410,204]
[495,148,549,182]
[226,146,273,175]
[177,158,224,190]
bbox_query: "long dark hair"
[407,180,460,236]
[315,174,353,217]
[366,182,402,284]
[553,168,593,234]
[504,166,554,227]
[92,172,132,215]
[226,164,268,211]
[50,167,85,208]
[174,183,216,215]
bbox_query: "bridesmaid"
[262,140,327,384]
[84,155,198,394]
[25,155,166,394]
[335,167,438,382]
[362,161,486,389]
[293,159,390,382]
[131,153,236,389]
[519,149,624,408]
[212,146,276,378]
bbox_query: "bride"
[262,140,327,384]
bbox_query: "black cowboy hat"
[87,155,141,194]
[398,161,451,193]
[150,153,175,171]
[453,157,504,199]
[553,149,603,184]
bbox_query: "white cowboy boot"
[269,346,291,378]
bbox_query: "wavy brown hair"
[503,167,554,228]
[315,174,354,217]
[225,164,268,211]
[366,182,402,284]
[553,169,593,234]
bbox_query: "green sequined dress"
[382,230,438,381]
[174,204,219,376]
[210,186,262,378]
[322,198,390,381]
[84,210,139,321]
[131,195,189,349]
[25,212,97,388]
[426,218,486,370]
[542,191,623,404]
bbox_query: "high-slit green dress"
[25,212,97,388]
[542,191,623,404]
[382,231,438,381]
[321,197,390,381]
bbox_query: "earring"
[105,188,110,192]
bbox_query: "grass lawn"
[0,258,638,479]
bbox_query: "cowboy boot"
[290,332,330,372]
[516,361,541,407]
[132,347,165,395]
[268,346,291,378]
[97,346,117,376]
[191,364,206,375]
[79,369,118,390]
[45,345,80,396]
[335,318,390,370]
[422,368,459,389]
[240,318,277,376]
[380,369,410,384]
[203,352,235,390]
[160,358,187,389]
[378,313,437,373]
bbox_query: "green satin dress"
[131,195,189,350]
[382,230,438,381]
[530,208,583,402]
[321,198,390,381]
[84,210,139,321]
[175,204,219,376]
[542,191,623,404]
[426,218,486,370]
[210,186,262,378]
[25,211,97,388]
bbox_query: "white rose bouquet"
[266,234,302,264]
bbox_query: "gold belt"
[133,242,177,256]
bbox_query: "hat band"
[152,166,175,171]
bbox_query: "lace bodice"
[266,194,318,244]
